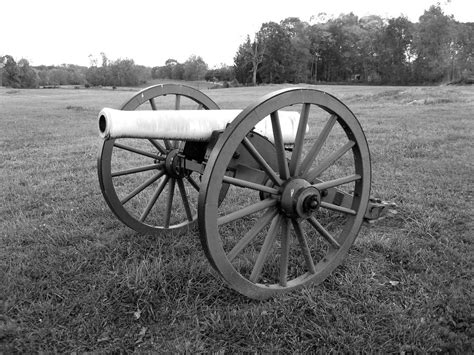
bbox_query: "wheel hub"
[280,179,321,219]
[165,149,187,178]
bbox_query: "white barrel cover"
[99,108,304,143]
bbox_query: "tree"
[85,66,106,86]
[248,34,265,85]
[413,5,455,82]
[233,38,254,84]
[171,63,185,80]
[306,23,335,82]
[357,15,385,82]
[376,16,414,83]
[152,59,179,79]
[134,65,151,85]
[0,57,5,87]
[183,55,208,81]
[18,59,38,88]
[108,58,140,86]
[86,54,106,86]
[258,21,293,83]
[49,68,69,86]
[452,22,474,82]
[325,13,367,81]
[230,34,265,86]
[2,55,20,88]
[66,65,87,85]
[281,17,311,83]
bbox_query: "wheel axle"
[303,195,320,211]
[164,149,190,178]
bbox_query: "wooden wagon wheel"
[98,84,219,235]
[198,88,371,299]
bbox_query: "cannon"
[97,83,379,299]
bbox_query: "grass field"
[1,83,473,352]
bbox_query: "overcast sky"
[2,0,472,68]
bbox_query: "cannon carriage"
[97,83,376,299]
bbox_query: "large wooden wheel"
[198,88,371,299]
[98,84,219,235]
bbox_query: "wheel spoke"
[163,139,173,150]
[175,94,181,110]
[242,137,282,186]
[114,142,162,160]
[249,214,282,283]
[307,217,341,249]
[148,139,167,154]
[271,111,290,180]
[291,219,316,274]
[197,103,204,110]
[186,175,200,191]
[139,176,169,222]
[313,174,361,190]
[305,140,356,182]
[222,175,279,195]
[289,103,311,177]
[164,178,176,228]
[279,217,291,286]
[112,163,163,177]
[149,98,157,110]
[299,114,337,177]
[227,208,278,262]
[217,198,277,226]
[319,201,357,215]
[177,178,194,222]
[120,171,165,204]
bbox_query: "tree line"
[1,5,472,88]
[0,53,227,88]
[234,5,473,85]
[151,56,234,83]
[85,53,150,87]
[0,53,151,88]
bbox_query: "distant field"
[1,83,473,352]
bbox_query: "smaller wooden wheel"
[198,88,371,299]
[98,84,219,235]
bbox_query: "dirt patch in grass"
[344,86,472,106]
[66,105,90,112]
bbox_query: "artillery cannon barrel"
[98,108,303,143]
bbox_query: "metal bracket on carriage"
[364,198,398,222]
[320,187,393,221]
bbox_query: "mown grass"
[1,84,473,352]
